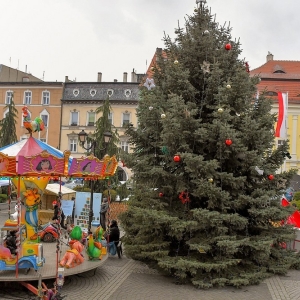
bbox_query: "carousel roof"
[0,137,67,158]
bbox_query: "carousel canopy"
[0,137,68,159]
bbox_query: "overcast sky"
[0,0,298,82]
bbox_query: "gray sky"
[1,0,298,82]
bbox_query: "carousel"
[0,107,118,299]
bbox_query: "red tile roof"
[146,48,167,78]
[251,60,300,101]
[250,60,300,79]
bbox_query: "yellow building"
[250,53,300,178]
[60,72,142,181]
[0,65,63,148]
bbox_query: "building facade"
[250,53,300,174]
[0,65,63,148]
[60,72,142,181]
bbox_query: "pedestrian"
[71,196,76,224]
[52,200,67,230]
[106,220,122,258]
[100,197,108,230]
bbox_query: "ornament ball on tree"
[268,174,274,180]
[225,43,231,50]
[159,192,164,197]
[173,155,181,162]
[225,139,232,146]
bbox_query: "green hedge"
[0,194,8,203]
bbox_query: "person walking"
[100,197,108,230]
[107,220,122,258]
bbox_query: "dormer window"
[73,89,79,97]
[266,91,278,96]
[273,65,286,74]
[107,89,114,97]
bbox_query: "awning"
[44,183,76,196]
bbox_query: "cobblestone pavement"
[1,209,300,299]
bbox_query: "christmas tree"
[119,2,300,288]
[0,95,18,147]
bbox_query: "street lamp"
[78,130,112,233]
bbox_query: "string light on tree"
[174,60,179,64]
[217,107,224,113]
[161,113,166,119]
[208,178,213,183]
[226,84,231,89]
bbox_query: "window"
[41,114,48,127]
[40,109,49,127]
[108,112,113,125]
[121,141,129,153]
[40,138,46,143]
[5,91,13,104]
[122,113,130,127]
[71,112,79,126]
[42,91,50,105]
[24,91,32,104]
[69,138,77,152]
[87,112,95,126]
[277,139,284,147]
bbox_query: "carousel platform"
[0,237,107,282]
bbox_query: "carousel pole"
[15,175,21,278]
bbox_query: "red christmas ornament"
[173,155,181,162]
[179,191,190,204]
[225,139,232,146]
[225,43,231,50]
[268,174,274,180]
[159,192,164,197]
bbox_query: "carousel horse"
[59,240,84,268]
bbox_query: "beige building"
[60,72,142,181]
[0,64,63,148]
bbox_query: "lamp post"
[78,130,112,233]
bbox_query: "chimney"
[123,72,128,82]
[267,52,274,62]
[25,65,27,73]
[97,72,102,82]
[114,79,118,82]
[131,69,137,82]
[65,76,69,82]
[156,48,162,61]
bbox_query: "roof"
[250,60,300,80]
[146,48,168,78]
[62,82,140,102]
[250,60,300,101]
[44,183,75,196]
[0,64,43,82]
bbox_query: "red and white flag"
[275,92,288,139]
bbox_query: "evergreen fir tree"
[0,95,18,147]
[92,97,119,192]
[119,3,300,288]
